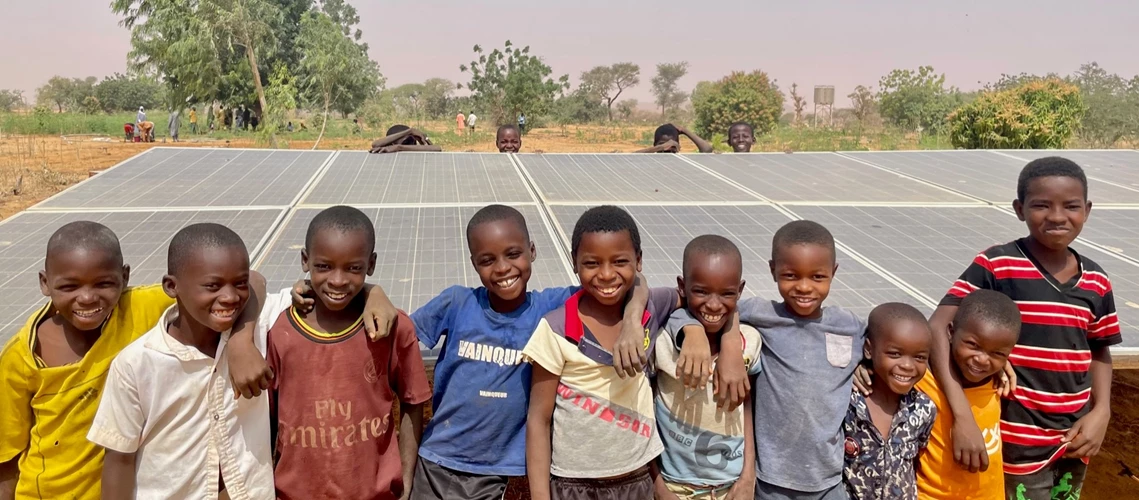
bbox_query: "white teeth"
[702,313,723,323]
[892,374,914,383]
[326,292,347,300]
[598,287,619,295]
[496,277,519,288]
[74,308,103,318]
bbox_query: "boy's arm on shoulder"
[613,278,652,378]
[361,283,398,341]
[409,286,457,349]
[526,364,558,500]
[390,314,432,405]
[397,400,423,500]
[228,271,272,400]
[929,303,988,473]
[100,449,137,500]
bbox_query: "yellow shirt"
[0,285,173,499]
[189,110,198,123]
[916,371,1004,500]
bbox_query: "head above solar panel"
[497,125,521,153]
[1012,156,1091,253]
[465,204,536,313]
[1016,156,1088,203]
[164,223,252,334]
[302,206,378,314]
[770,220,838,319]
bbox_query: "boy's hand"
[713,351,749,410]
[727,469,755,500]
[291,279,315,313]
[951,419,989,472]
[229,340,273,399]
[994,363,1016,398]
[1063,407,1110,458]
[362,285,399,341]
[613,319,648,378]
[677,325,712,389]
[853,363,873,396]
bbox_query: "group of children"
[0,156,1120,500]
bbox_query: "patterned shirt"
[941,239,1121,475]
[843,390,936,500]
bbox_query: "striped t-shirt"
[941,239,1121,475]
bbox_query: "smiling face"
[950,317,1018,385]
[468,219,534,312]
[497,128,522,153]
[1013,175,1090,252]
[302,228,376,312]
[39,247,129,333]
[574,230,642,308]
[679,252,745,333]
[164,245,250,333]
[728,124,755,152]
[770,243,836,319]
[865,318,932,395]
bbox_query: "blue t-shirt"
[411,285,577,476]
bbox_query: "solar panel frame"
[998,149,1139,196]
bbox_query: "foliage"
[1069,62,1139,147]
[297,10,381,120]
[848,85,876,125]
[692,70,784,139]
[948,78,1084,149]
[877,66,961,133]
[35,76,98,113]
[650,62,689,118]
[93,73,166,112]
[552,88,608,129]
[259,64,297,145]
[616,99,637,121]
[0,89,26,112]
[420,78,455,119]
[579,63,640,121]
[316,0,367,51]
[459,41,569,125]
[789,83,806,127]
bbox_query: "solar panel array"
[3,147,1136,356]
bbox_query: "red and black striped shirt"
[941,239,1121,475]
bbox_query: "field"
[1,116,1137,497]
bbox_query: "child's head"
[466,204,534,309]
[950,289,1020,385]
[769,220,837,318]
[39,221,129,332]
[164,223,250,333]
[1013,157,1090,252]
[386,124,417,145]
[496,125,522,153]
[679,235,745,334]
[302,206,377,312]
[728,122,755,152]
[571,206,642,308]
[865,303,933,395]
[653,124,680,152]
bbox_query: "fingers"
[978,451,989,472]
[614,350,630,379]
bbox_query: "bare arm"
[1064,347,1112,457]
[527,365,558,500]
[613,273,651,378]
[676,126,714,153]
[929,305,987,472]
[0,459,16,500]
[228,271,270,399]
[389,144,444,153]
[729,395,757,499]
[101,450,137,500]
[650,461,680,500]
[398,402,423,500]
[633,140,679,153]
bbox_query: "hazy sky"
[2,0,1136,107]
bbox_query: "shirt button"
[214,414,220,421]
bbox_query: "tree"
[36,77,73,112]
[848,85,877,132]
[552,87,607,129]
[651,62,689,118]
[94,73,166,112]
[692,70,784,139]
[616,99,637,121]
[316,0,367,50]
[420,78,454,119]
[0,89,24,112]
[261,64,297,144]
[789,83,807,127]
[1070,62,1138,147]
[947,78,1084,149]
[460,41,569,124]
[580,63,640,121]
[877,66,960,133]
[297,10,381,147]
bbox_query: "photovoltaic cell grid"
[302,152,534,205]
[546,204,924,319]
[688,153,976,203]
[515,154,757,203]
[0,209,284,341]
[36,149,330,209]
[1003,150,1139,196]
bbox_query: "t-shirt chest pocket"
[824,332,854,368]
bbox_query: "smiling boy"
[728,122,755,153]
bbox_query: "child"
[267,206,432,500]
[467,111,478,135]
[87,223,274,498]
[728,122,755,153]
[496,125,522,153]
[523,205,683,500]
[929,157,1120,499]
[654,235,761,500]
[636,124,714,153]
[0,222,267,499]
[842,303,936,500]
[917,289,1020,499]
[409,204,649,500]
[370,125,442,153]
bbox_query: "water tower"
[813,85,835,127]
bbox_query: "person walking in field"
[518,113,526,135]
[135,107,146,139]
[467,111,478,136]
[189,107,198,135]
[456,112,466,135]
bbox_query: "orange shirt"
[456,113,466,127]
[916,372,1004,500]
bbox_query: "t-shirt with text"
[915,372,1004,499]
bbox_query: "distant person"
[168,111,180,142]
[189,107,198,134]
[728,122,756,152]
[518,113,526,135]
[496,125,521,153]
[205,105,214,132]
[286,121,294,133]
[353,118,362,135]
[136,106,146,128]
[369,125,442,153]
[635,123,713,153]
[235,106,244,130]
[242,106,252,131]
[250,113,259,132]
[466,111,478,135]
[217,105,227,131]
[456,112,466,135]
[138,121,154,143]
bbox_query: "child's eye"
[204,283,221,291]
[915,355,928,363]
[507,251,522,259]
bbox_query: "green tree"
[692,70,784,139]
[580,63,640,121]
[552,87,607,129]
[1070,62,1138,147]
[460,41,569,124]
[789,83,806,127]
[36,77,73,112]
[848,85,877,133]
[316,0,367,51]
[297,10,381,147]
[877,66,960,133]
[261,64,297,145]
[0,89,25,112]
[651,62,689,118]
[616,99,637,121]
[948,78,1084,149]
[420,78,455,119]
[95,73,166,112]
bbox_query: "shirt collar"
[850,388,921,427]
[145,305,231,362]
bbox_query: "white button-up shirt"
[88,292,291,499]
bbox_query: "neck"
[1023,237,1070,268]
[488,289,527,314]
[868,379,902,411]
[951,362,991,389]
[167,306,221,354]
[579,292,625,324]
[57,316,103,343]
[310,294,365,330]
[780,301,822,320]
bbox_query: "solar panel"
[302,152,534,205]
[545,204,926,319]
[689,153,977,204]
[1078,208,1139,256]
[1070,246,1139,345]
[36,149,330,209]
[0,208,285,341]
[515,154,757,203]
[1001,150,1139,194]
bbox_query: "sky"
[2,0,1137,108]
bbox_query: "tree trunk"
[313,91,330,150]
[606,101,613,121]
[245,40,278,149]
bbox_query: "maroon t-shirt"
[267,307,432,500]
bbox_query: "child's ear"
[1012,199,1026,221]
[529,241,537,262]
[738,279,746,295]
[862,337,873,361]
[367,252,377,276]
[635,252,642,273]
[768,259,776,281]
[676,276,686,299]
[300,249,310,273]
[38,270,50,297]
[832,262,839,276]
[121,264,131,287]
[162,275,177,299]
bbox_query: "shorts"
[410,459,509,500]
[666,480,734,499]
[754,479,848,500]
[1004,458,1086,500]
[550,468,653,500]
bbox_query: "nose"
[705,296,725,313]
[598,263,617,283]
[76,287,98,305]
[793,279,812,293]
[899,357,916,374]
[1046,206,1067,224]
[328,270,349,288]
[493,258,510,275]
[218,285,241,305]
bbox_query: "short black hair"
[45,221,124,270]
[867,302,931,343]
[729,122,754,135]
[497,124,519,138]
[385,124,416,145]
[771,220,835,263]
[954,289,1021,334]
[571,205,641,259]
[1017,156,1087,202]
[167,223,247,275]
[466,204,530,251]
[305,206,376,254]
[653,124,679,145]
[683,235,742,279]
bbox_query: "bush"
[692,71,783,139]
[948,78,1084,149]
